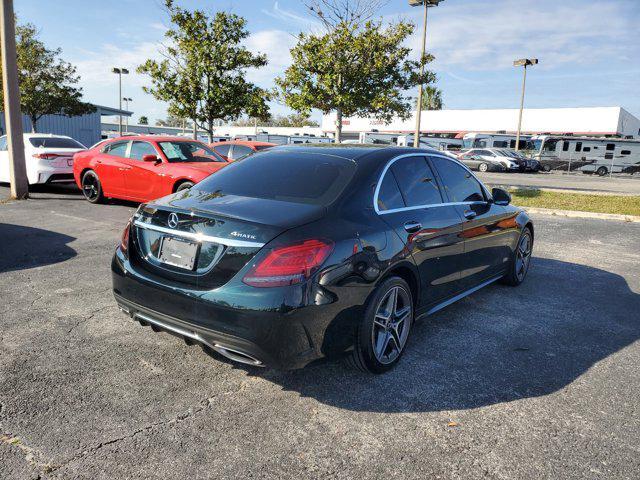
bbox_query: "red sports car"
[210,140,276,161]
[73,136,229,203]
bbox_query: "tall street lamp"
[111,67,129,136]
[513,58,538,151]
[409,0,443,148]
[123,97,132,132]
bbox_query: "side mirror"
[142,154,159,163]
[492,187,511,206]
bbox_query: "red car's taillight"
[120,222,131,253]
[243,239,334,288]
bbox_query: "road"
[1,186,639,479]
[477,171,640,195]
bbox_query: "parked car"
[497,149,541,172]
[112,146,534,373]
[0,133,86,185]
[457,148,520,172]
[73,136,228,203]
[210,140,275,161]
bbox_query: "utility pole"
[409,0,443,148]
[0,0,28,199]
[513,58,538,151]
[111,67,129,136]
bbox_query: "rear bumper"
[28,160,74,184]
[111,247,366,369]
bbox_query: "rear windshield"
[254,145,273,151]
[29,137,85,149]
[158,141,225,163]
[194,151,356,206]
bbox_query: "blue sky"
[15,0,640,124]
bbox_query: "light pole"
[111,67,129,136]
[122,97,132,132]
[409,0,443,148]
[0,0,28,199]
[513,58,538,151]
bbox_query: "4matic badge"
[230,231,257,240]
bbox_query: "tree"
[418,86,443,110]
[155,114,190,128]
[0,21,94,132]
[138,116,149,125]
[138,1,270,142]
[276,2,435,142]
[233,113,319,128]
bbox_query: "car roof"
[23,133,73,139]
[210,140,276,147]
[104,135,208,143]
[269,144,444,162]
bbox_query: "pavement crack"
[66,305,113,334]
[1,433,60,476]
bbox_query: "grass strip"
[508,189,640,216]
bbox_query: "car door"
[430,156,514,290]
[376,154,465,308]
[95,140,130,197]
[0,136,9,182]
[121,140,165,201]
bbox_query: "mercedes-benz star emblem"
[167,212,179,229]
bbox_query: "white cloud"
[244,29,297,86]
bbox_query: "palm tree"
[418,87,443,110]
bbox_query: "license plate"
[158,236,199,270]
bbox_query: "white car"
[457,148,520,172]
[0,133,86,185]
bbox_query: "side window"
[128,141,158,161]
[575,142,582,152]
[433,158,486,203]
[231,145,253,160]
[214,144,231,157]
[606,143,615,151]
[562,141,570,151]
[376,170,405,212]
[104,141,129,157]
[0,136,7,151]
[493,141,508,148]
[390,156,442,207]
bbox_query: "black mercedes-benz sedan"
[112,146,533,373]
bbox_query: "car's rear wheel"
[478,162,488,172]
[348,277,414,373]
[501,227,533,286]
[81,170,104,204]
[175,181,194,192]
[542,164,551,172]
[596,166,608,176]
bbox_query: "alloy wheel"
[371,286,412,364]
[82,173,100,201]
[515,232,532,281]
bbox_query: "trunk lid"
[129,188,326,289]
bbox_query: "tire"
[478,163,488,173]
[175,181,194,192]
[348,276,414,374]
[81,170,104,204]
[501,227,533,286]
[596,166,608,177]
[542,164,551,172]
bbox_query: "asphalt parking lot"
[1,185,639,479]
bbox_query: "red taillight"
[120,222,131,253]
[33,153,62,160]
[243,239,334,288]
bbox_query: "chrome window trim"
[132,220,265,248]
[373,152,492,215]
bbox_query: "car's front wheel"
[478,162,489,172]
[348,276,414,373]
[81,170,104,204]
[175,181,194,192]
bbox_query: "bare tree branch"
[304,0,389,29]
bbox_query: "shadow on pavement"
[247,257,640,413]
[0,223,77,273]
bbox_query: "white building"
[321,106,640,138]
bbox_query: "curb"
[523,207,640,223]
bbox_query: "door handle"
[463,210,477,220]
[404,221,422,233]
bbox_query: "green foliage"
[138,116,149,125]
[275,19,435,140]
[138,0,270,141]
[0,21,94,132]
[233,113,319,128]
[419,86,443,110]
[155,114,190,128]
